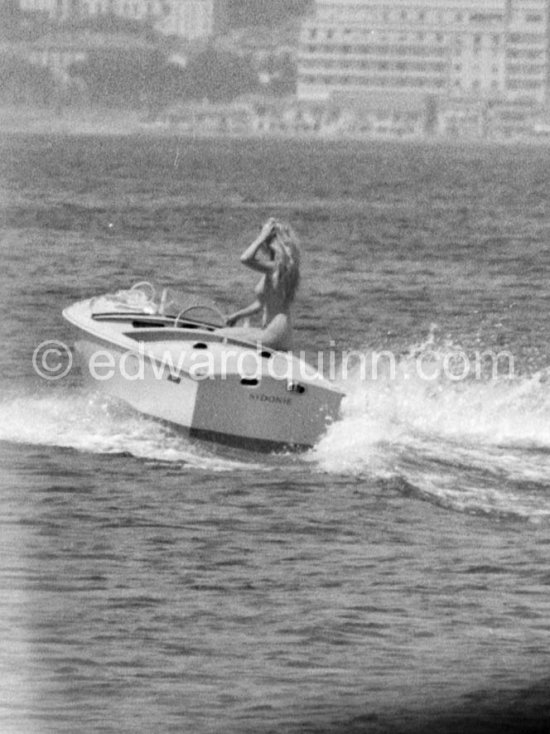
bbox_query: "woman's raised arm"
[240,219,278,273]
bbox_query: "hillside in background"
[228,0,313,28]
[0,0,313,36]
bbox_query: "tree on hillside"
[68,46,258,111]
[0,0,20,24]
[266,53,297,97]
[70,48,168,109]
[228,0,313,27]
[63,12,157,40]
[0,0,28,40]
[0,54,56,105]
[151,61,189,107]
[182,48,258,102]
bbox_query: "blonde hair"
[271,221,301,305]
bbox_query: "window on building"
[418,11,425,22]
[508,79,541,89]
[400,10,407,21]
[309,29,317,40]
[508,63,544,76]
[456,13,463,22]
[508,32,544,44]
[526,14,542,23]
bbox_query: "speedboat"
[63,283,344,452]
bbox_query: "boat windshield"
[91,282,226,327]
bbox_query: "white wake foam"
[0,388,263,471]
[310,346,550,520]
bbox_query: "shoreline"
[0,105,147,137]
[2,105,550,146]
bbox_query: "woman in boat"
[222,218,301,351]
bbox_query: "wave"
[0,388,263,472]
[3,334,550,520]
[311,339,550,521]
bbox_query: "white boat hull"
[64,292,343,452]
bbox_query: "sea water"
[1,135,550,733]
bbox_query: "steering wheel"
[174,304,226,328]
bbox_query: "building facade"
[156,0,228,40]
[19,0,162,22]
[18,0,228,39]
[297,0,549,105]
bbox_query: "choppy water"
[2,134,550,733]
